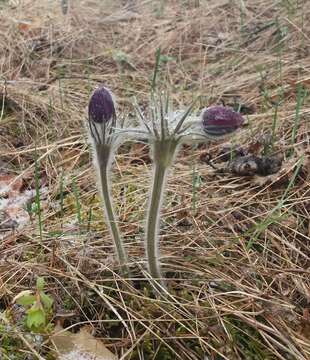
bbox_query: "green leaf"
[40,291,53,310]
[159,55,174,63]
[36,277,45,290]
[13,290,34,305]
[16,294,36,307]
[26,306,46,329]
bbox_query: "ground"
[0,0,309,359]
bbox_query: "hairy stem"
[146,139,179,291]
[96,145,129,275]
[146,161,168,288]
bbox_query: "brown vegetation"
[0,0,309,358]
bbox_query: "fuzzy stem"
[146,139,179,290]
[146,161,168,287]
[96,145,129,275]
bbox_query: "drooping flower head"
[88,86,117,145]
[86,85,129,272]
[88,86,116,124]
[202,106,244,137]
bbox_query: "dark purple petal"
[88,86,115,123]
[202,106,244,137]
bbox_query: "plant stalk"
[96,145,129,275]
[146,139,179,291]
[146,162,167,287]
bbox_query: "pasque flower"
[88,86,128,274]
[136,98,244,291]
[87,87,244,289]
[88,87,116,124]
[134,95,199,290]
[201,105,244,137]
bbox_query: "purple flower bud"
[88,86,115,123]
[202,106,244,137]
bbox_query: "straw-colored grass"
[0,0,309,359]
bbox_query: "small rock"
[230,155,282,176]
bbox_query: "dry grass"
[0,0,309,359]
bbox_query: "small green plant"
[112,50,136,72]
[13,277,54,333]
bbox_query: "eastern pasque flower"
[136,98,244,292]
[134,94,197,290]
[202,106,244,137]
[87,86,128,274]
[87,87,245,288]
[88,87,116,124]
